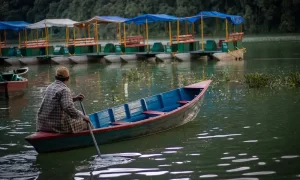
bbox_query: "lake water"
[0,40,300,180]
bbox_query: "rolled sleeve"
[60,89,84,119]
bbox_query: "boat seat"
[111,121,130,125]
[143,110,165,115]
[177,100,189,104]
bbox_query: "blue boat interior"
[89,87,203,128]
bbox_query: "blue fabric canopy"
[0,21,30,30]
[182,11,244,25]
[125,14,179,25]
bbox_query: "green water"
[0,40,300,180]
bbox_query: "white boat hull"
[104,55,121,63]
[68,56,88,64]
[4,58,21,66]
[120,55,138,63]
[174,53,191,62]
[51,56,70,64]
[19,57,38,65]
[155,54,173,63]
[213,49,245,61]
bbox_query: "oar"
[79,101,101,157]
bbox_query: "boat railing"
[172,34,197,44]
[227,32,244,42]
[121,35,145,47]
[67,37,97,47]
[20,40,50,48]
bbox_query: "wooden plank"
[111,121,130,125]
[143,110,165,115]
[177,100,189,104]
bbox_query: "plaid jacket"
[37,80,85,133]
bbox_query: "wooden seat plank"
[177,100,189,104]
[111,121,130,125]
[143,110,165,115]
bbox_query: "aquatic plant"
[244,73,275,88]
[244,72,300,88]
[286,72,300,87]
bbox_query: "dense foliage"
[1,0,300,37]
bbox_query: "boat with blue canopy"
[0,21,30,62]
[122,14,179,63]
[182,11,246,61]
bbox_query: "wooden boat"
[19,57,38,65]
[68,55,88,64]
[104,55,121,63]
[51,56,71,64]
[120,54,138,63]
[4,57,21,66]
[25,80,211,153]
[13,67,29,76]
[0,72,28,98]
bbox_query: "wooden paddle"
[79,101,101,157]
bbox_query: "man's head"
[55,66,70,82]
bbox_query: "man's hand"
[83,115,90,124]
[73,93,85,102]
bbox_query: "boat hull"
[120,54,138,63]
[51,56,70,64]
[104,55,121,63]
[0,79,28,98]
[19,57,38,65]
[174,53,191,62]
[155,54,173,63]
[26,98,201,153]
[4,58,21,66]
[68,55,88,64]
[213,49,245,61]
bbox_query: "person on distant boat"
[36,66,91,133]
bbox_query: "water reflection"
[0,48,300,179]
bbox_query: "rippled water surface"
[1,41,300,180]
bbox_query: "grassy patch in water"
[244,72,300,88]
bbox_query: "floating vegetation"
[244,73,275,88]
[122,68,152,82]
[244,72,300,88]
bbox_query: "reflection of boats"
[0,72,28,98]
[25,80,211,153]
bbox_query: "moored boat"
[0,72,28,98]
[4,57,21,66]
[13,66,29,76]
[68,55,88,64]
[19,57,38,65]
[104,55,121,63]
[120,54,138,63]
[25,80,212,153]
[155,53,173,63]
[51,56,71,64]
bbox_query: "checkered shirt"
[36,80,85,133]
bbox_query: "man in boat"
[36,66,91,133]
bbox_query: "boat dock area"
[0,48,222,66]
[0,12,246,66]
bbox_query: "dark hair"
[55,75,69,81]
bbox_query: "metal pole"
[201,15,204,51]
